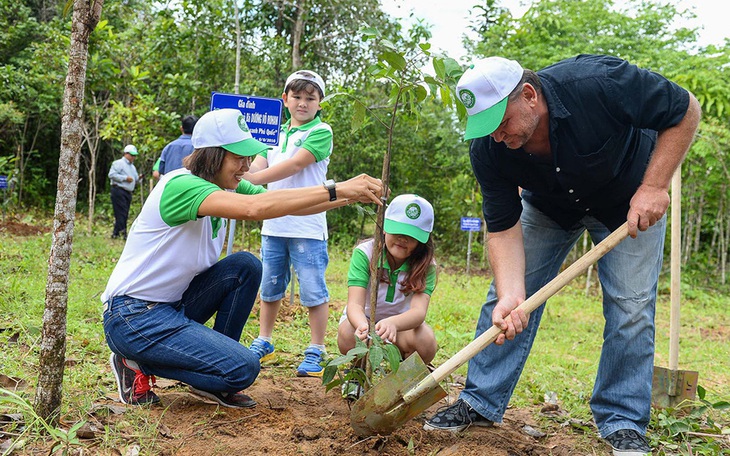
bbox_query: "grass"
[1,222,729,454]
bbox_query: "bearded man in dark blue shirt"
[424,55,701,456]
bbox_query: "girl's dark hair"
[375,236,437,295]
[183,147,227,181]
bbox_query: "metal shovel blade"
[350,353,447,437]
[651,366,699,408]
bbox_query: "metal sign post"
[460,217,482,275]
[210,93,284,256]
[0,175,7,222]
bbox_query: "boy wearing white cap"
[337,194,438,399]
[103,108,384,409]
[423,55,701,456]
[244,70,336,377]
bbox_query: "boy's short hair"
[181,115,199,134]
[284,70,326,99]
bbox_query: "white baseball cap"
[123,144,138,156]
[191,109,268,157]
[457,57,523,140]
[285,70,326,97]
[384,194,434,244]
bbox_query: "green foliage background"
[2,0,730,284]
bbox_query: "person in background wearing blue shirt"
[423,55,701,456]
[159,115,198,175]
[108,144,141,239]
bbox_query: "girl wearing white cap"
[102,109,384,409]
[337,194,438,397]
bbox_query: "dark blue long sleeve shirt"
[471,54,690,232]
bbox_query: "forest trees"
[1,0,729,284]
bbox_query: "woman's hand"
[336,174,386,205]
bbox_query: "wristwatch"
[323,179,337,201]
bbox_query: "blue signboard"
[460,217,482,232]
[210,93,283,146]
[0,175,7,189]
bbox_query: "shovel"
[652,168,698,408]
[351,221,630,437]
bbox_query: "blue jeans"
[461,201,665,438]
[260,235,330,307]
[103,252,263,393]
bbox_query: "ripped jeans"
[461,200,665,438]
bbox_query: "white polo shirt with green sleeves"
[260,117,333,240]
[344,239,437,322]
[101,168,266,304]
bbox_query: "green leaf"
[382,51,407,71]
[324,377,345,392]
[414,85,428,103]
[369,345,384,370]
[326,353,356,367]
[360,27,379,38]
[385,344,402,372]
[432,58,446,80]
[352,102,366,131]
[346,344,369,357]
[380,39,398,51]
[322,365,338,385]
[698,384,706,400]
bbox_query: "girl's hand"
[374,319,397,344]
[354,322,369,341]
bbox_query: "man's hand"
[627,183,670,238]
[492,296,529,345]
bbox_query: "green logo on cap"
[237,115,249,132]
[405,203,421,220]
[459,89,476,109]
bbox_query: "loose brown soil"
[92,379,587,455]
[85,371,599,456]
[0,219,50,236]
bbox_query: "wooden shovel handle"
[405,222,630,402]
[669,168,681,371]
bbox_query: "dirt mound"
[0,219,49,236]
[94,370,596,455]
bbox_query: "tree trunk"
[719,189,728,284]
[290,0,305,69]
[81,97,105,235]
[692,193,704,257]
[34,0,103,424]
[681,173,695,265]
